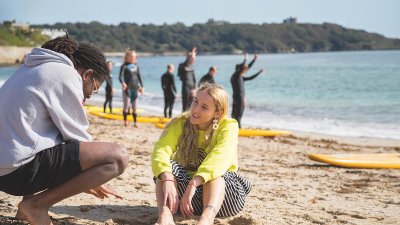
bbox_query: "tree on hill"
[5,20,400,53]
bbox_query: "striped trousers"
[170,160,252,217]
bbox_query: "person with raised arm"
[230,53,264,128]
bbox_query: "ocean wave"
[243,109,400,140]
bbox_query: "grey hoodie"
[0,48,91,176]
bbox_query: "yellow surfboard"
[308,153,400,169]
[89,110,171,123]
[238,129,291,137]
[85,105,144,114]
[154,123,292,137]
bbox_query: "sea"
[1,50,399,140]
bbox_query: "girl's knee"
[204,177,225,189]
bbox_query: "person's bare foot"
[15,194,35,220]
[18,199,53,225]
[134,123,139,128]
[15,210,27,221]
[156,208,175,225]
[124,121,129,127]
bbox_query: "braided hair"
[41,37,109,81]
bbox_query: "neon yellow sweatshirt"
[151,117,239,183]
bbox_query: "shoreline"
[291,130,400,148]
[2,46,399,65]
[85,98,400,144]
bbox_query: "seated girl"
[151,83,251,225]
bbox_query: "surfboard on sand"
[89,110,171,123]
[308,153,400,169]
[154,123,292,137]
[86,105,292,137]
[85,106,170,123]
[85,105,144,114]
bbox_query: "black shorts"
[0,140,82,196]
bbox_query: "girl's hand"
[179,184,196,217]
[162,179,179,214]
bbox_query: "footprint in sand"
[228,216,258,225]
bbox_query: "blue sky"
[1,0,399,38]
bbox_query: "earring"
[212,118,219,130]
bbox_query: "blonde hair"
[171,83,229,167]
[124,48,136,64]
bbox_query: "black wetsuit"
[119,63,144,122]
[161,71,177,118]
[230,58,261,128]
[103,73,113,113]
[178,60,196,112]
[198,72,215,87]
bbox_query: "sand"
[1,113,400,225]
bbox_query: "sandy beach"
[1,112,400,225]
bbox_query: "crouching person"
[0,36,129,225]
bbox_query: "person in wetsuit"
[103,61,114,113]
[198,66,217,87]
[178,47,197,112]
[230,53,264,128]
[161,64,177,118]
[119,49,144,128]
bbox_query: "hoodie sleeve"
[195,119,239,183]
[151,118,184,178]
[44,67,92,141]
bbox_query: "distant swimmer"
[178,47,197,112]
[119,49,144,128]
[198,66,217,87]
[103,61,114,113]
[230,53,264,128]
[161,64,177,118]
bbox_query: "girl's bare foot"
[156,207,175,225]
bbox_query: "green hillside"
[0,24,49,47]
[3,20,400,53]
